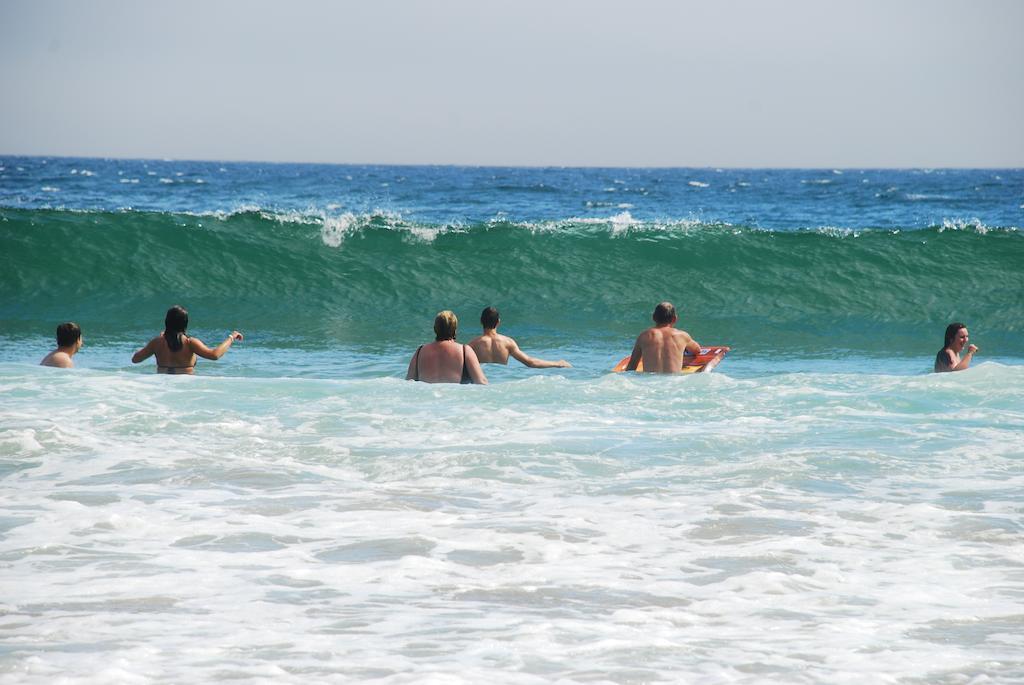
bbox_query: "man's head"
[434,310,459,341]
[56,322,82,350]
[652,302,677,326]
[480,306,500,330]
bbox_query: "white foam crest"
[940,218,990,234]
[688,180,709,188]
[905,193,951,201]
[320,213,358,247]
[609,211,638,234]
[813,226,860,238]
[40,186,59,192]
[802,178,833,185]
[496,214,728,237]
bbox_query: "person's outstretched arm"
[190,331,242,360]
[132,337,157,364]
[625,338,643,371]
[508,340,571,368]
[406,347,420,381]
[684,335,701,356]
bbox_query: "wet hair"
[480,306,500,329]
[56,322,81,348]
[164,305,189,352]
[943,322,966,349]
[935,322,967,372]
[653,301,676,325]
[434,310,458,341]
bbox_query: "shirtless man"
[40,322,83,368]
[625,302,700,373]
[468,307,571,369]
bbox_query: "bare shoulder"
[499,334,518,350]
[41,351,72,368]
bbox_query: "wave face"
[2,207,1021,356]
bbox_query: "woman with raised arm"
[132,305,242,374]
[934,322,978,373]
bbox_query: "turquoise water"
[2,158,1023,683]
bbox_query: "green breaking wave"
[2,207,1021,355]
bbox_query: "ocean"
[1,156,1023,683]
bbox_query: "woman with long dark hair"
[132,305,242,374]
[934,322,978,373]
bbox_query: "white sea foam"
[40,186,59,192]
[905,193,951,201]
[609,211,637,234]
[940,218,990,234]
[0,365,1022,682]
[688,181,709,188]
[319,213,358,247]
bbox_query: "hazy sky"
[1,0,1022,167]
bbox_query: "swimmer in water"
[40,322,83,368]
[468,306,571,369]
[934,322,978,373]
[625,301,701,374]
[407,310,487,384]
[131,305,242,374]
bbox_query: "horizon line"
[2,152,1021,172]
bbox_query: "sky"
[1,0,1022,167]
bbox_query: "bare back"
[40,350,74,368]
[149,335,198,374]
[628,325,699,373]
[468,332,514,364]
[406,340,487,384]
[468,330,571,368]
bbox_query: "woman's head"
[164,305,189,351]
[434,310,458,341]
[943,322,967,349]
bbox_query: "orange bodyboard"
[612,346,730,374]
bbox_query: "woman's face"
[952,327,969,350]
